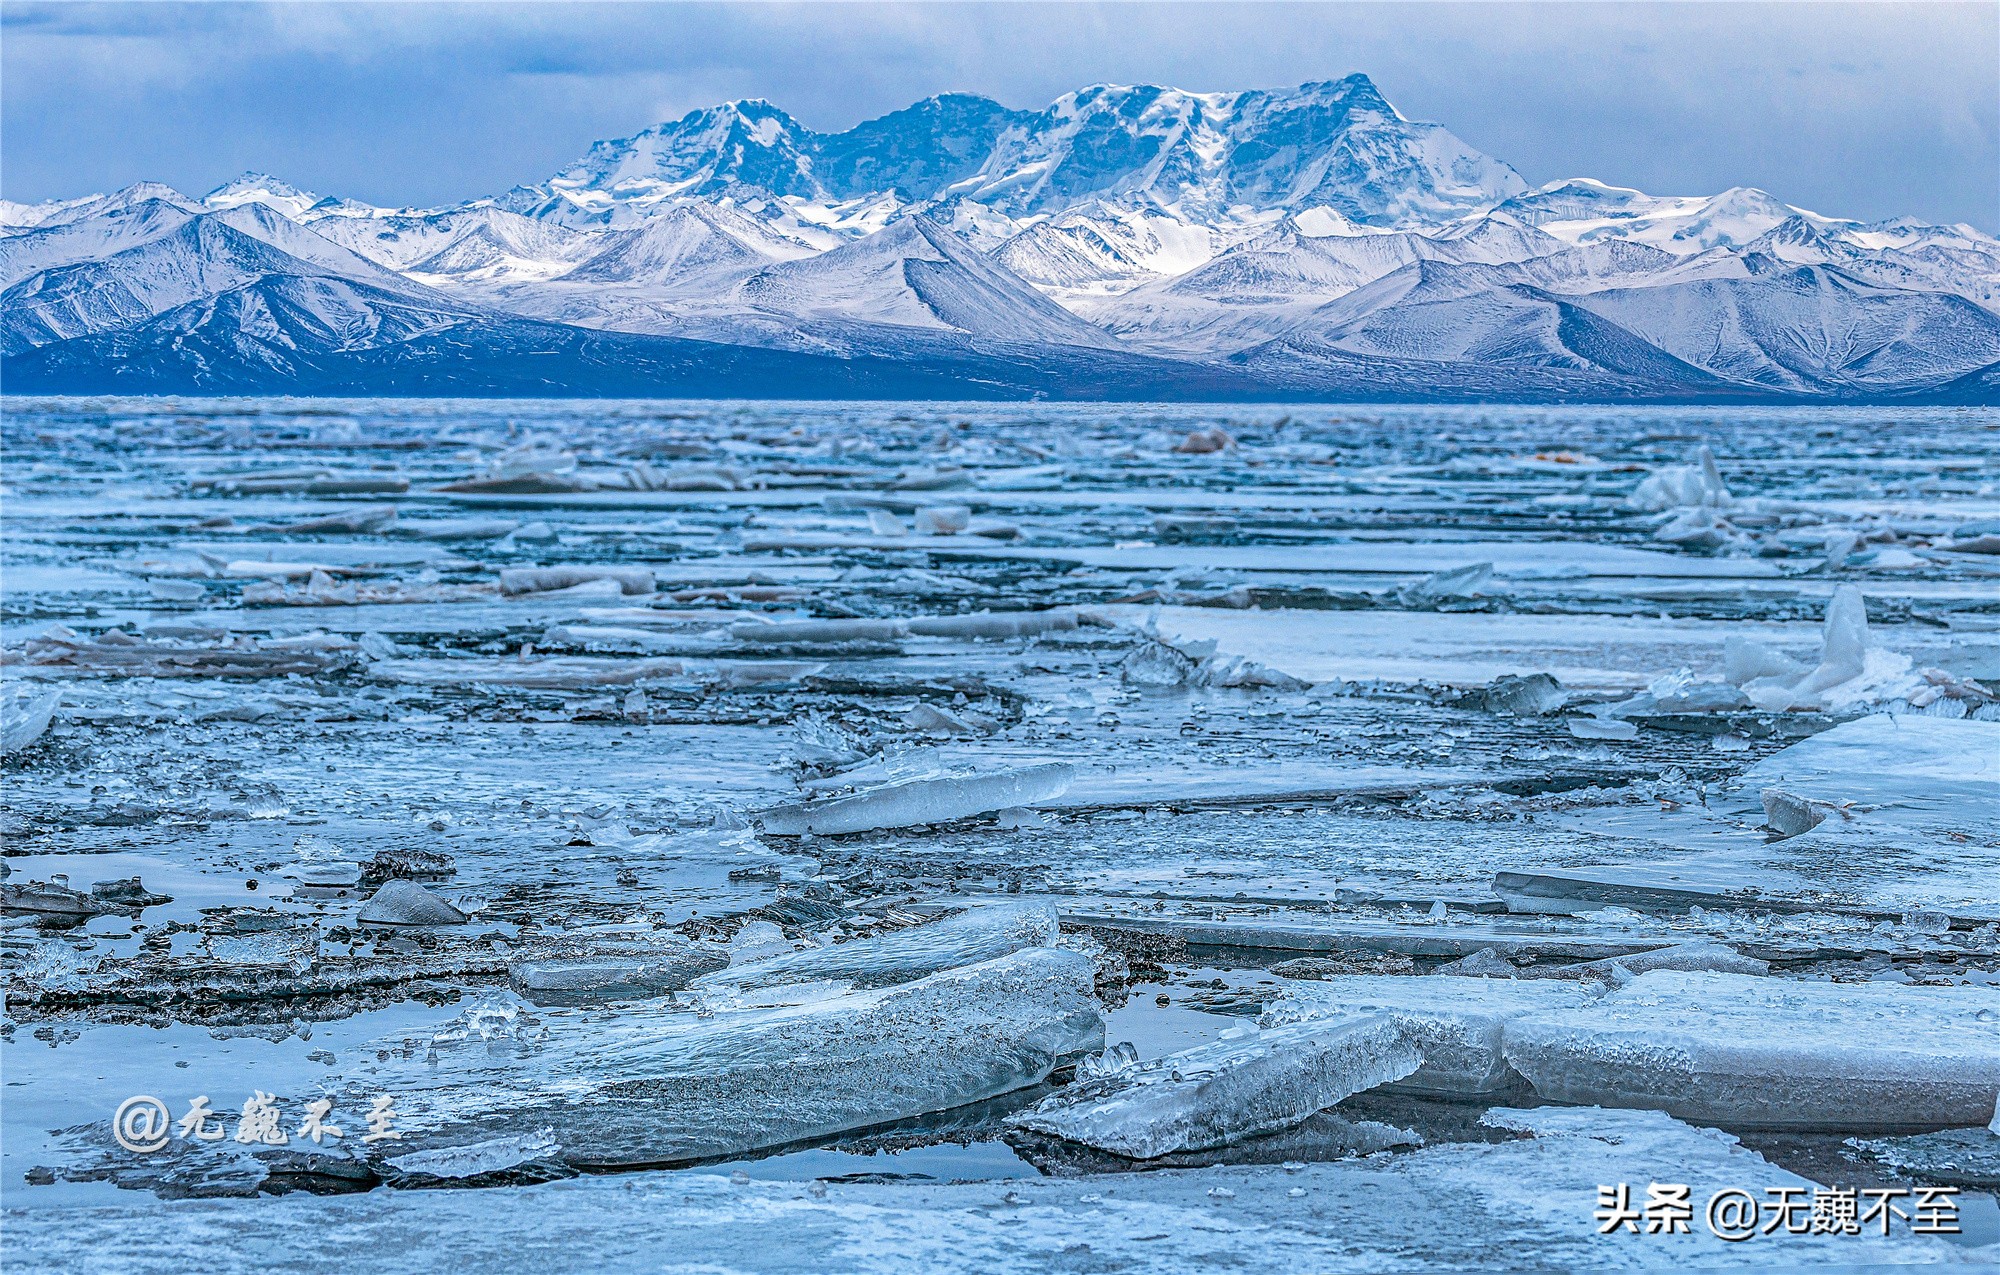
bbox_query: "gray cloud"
[3,1,1993,229]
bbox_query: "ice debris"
[1011,1014,1419,1158]
[386,1129,560,1181]
[1,687,62,754]
[1722,586,1915,711]
[392,948,1103,1168]
[357,880,467,927]
[507,934,727,1003]
[1260,975,1596,1095]
[913,505,971,535]
[498,566,654,596]
[1435,940,1768,984]
[1627,445,1732,513]
[1395,562,1492,608]
[694,902,1060,993]
[759,762,1074,836]
[1502,971,2000,1130]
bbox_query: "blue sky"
[3,2,1994,229]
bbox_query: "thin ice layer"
[357,946,1103,1168]
[1502,970,2000,1130]
[692,901,1060,992]
[759,762,1074,835]
[1009,1014,1420,1158]
[1260,974,1599,1094]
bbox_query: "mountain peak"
[516,77,1522,229]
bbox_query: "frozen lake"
[3,398,1997,1272]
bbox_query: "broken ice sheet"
[759,762,1074,835]
[10,1105,1965,1271]
[336,947,1103,1169]
[1259,974,1599,1095]
[508,933,728,1003]
[693,901,1060,993]
[1502,970,2000,1130]
[1008,1014,1420,1158]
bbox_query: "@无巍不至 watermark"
[1596,1182,1961,1240]
[113,1093,403,1153]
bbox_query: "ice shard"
[508,934,729,1003]
[1502,971,2000,1130]
[364,947,1103,1168]
[758,762,1074,835]
[1009,1014,1420,1158]
[692,901,1061,992]
[1259,974,1598,1095]
[906,609,1079,639]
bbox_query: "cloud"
[3,1,1993,230]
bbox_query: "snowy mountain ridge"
[3,76,1995,401]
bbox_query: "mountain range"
[4,75,1996,402]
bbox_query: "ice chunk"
[146,577,206,601]
[395,518,518,541]
[508,935,728,1004]
[498,566,654,596]
[1566,716,1636,740]
[867,509,907,536]
[1,687,61,754]
[1502,970,2000,1130]
[372,948,1102,1168]
[1734,586,1916,711]
[2,879,107,920]
[1627,445,1731,512]
[759,762,1074,836]
[1436,940,1768,984]
[1653,507,1737,549]
[1793,584,1869,696]
[1260,975,1597,1095]
[1452,674,1565,716]
[1009,1014,1419,1158]
[387,1129,559,1181]
[913,505,970,535]
[1173,428,1232,454]
[1395,562,1492,607]
[1723,636,1806,686]
[726,920,792,964]
[282,506,397,533]
[906,610,1078,640]
[728,618,905,645]
[357,880,467,927]
[694,902,1060,993]
[371,656,684,689]
[904,702,980,735]
[1760,788,1846,838]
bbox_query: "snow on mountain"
[729,214,1124,350]
[1082,210,1574,355]
[496,99,824,228]
[203,173,333,221]
[1233,258,1737,394]
[0,196,198,289]
[990,201,1278,299]
[1568,261,2000,393]
[500,76,1524,234]
[931,76,1525,226]
[0,183,201,239]
[1739,215,2000,311]
[562,202,814,286]
[4,76,1995,402]
[1497,180,1857,256]
[1,207,464,353]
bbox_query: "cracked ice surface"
[4,400,1998,1271]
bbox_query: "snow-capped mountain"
[3,76,1995,401]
